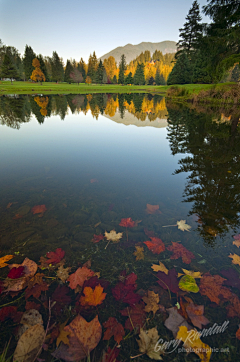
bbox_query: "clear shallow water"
[0,94,240,361]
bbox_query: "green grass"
[0,81,168,95]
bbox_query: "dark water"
[0,94,240,361]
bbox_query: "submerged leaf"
[103,317,125,344]
[179,275,199,293]
[67,266,94,289]
[80,285,106,306]
[229,253,240,266]
[137,327,164,360]
[181,268,202,278]
[176,220,191,231]
[0,255,14,268]
[167,242,195,264]
[144,237,165,254]
[133,246,144,260]
[105,230,123,243]
[119,218,136,228]
[186,300,209,329]
[142,290,159,315]
[151,262,168,274]
[145,204,162,215]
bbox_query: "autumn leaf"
[151,262,168,274]
[229,253,240,266]
[179,275,199,293]
[57,265,71,283]
[7,266,25,279]
[103,317,125,344]
[134,246,144,260]
[25,282,49,299]
[112,272,141,305]
[142,290,159,315]
[26,273,45,289]
[186,300,209,329]
[233,239,240,248]
[57,320,70,347]
[13,324,45,362]
[144,237,165,254]
[176,326,211,362]
[226,293,240,318]
[156,268,180,294]
[199,273,232,304]
[52,315,102,362]
[9,257,37,277]
[167,242,195,264]
[164,307,191,337]
[220,268,240,291]
[236,325,240,340]
[92,234,104,243]
[181,268,202,278]
[5,258,38,292]
[177,220,191,231]
[120,303,146,331]
[31,204,47,215]
[67,266,94,290]
[137,327,164,360]
[145,204,162,215]
[80,284,106,306]
[46,248,65,265]
[104,230,123,243]
[119,217,136,228]
[52,285,72,307]
[0,255,14,268]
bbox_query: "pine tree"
[102,69,108,84]
[51,51,64,82]
[176,1,202,59]
[78,58,86,80]
[1,53,18,84]
[96,60,104,84]
[124,72,133,84]
[112,75,117,84]
[133,63,145,85]
[167,53,192,85]
[23,45,36,80]
[38,54,49,81]
[118,54,126,84]
[64,60,74,83]
[155,69,166,85]
[192,51,212,83]
[87,51,98,83]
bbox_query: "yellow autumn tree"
[85,76,92,85]
[103,56,117,80]
[34,96,49,116]
[30,58,46,84]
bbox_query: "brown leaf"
[151,262,168,274]
[133,246,144,261]
[142,290,159,315]
[229,253,240,266]
[57,265,71,283]
[186,300,209,329]
[199,273,232,304]
[103,317,125,344]
[67,267,94,290]
[145,204,162,215]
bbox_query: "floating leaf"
[181,268,202,278]
[176,326,211,362]
[229,253,240,266]
[142,290,159,315]
[103,317,125,344]
[145,204,162,215]
[199,273,232,304]
[133,246,144,260]
[67,266,94,289]
[13,324,45,362]
[80,284,106,306]
[104,230,123,243]
[144,237,165,254]
[179,275,199,293]
[0,255,14,268]
[119,218,136,228]
[186,300,209,329]
[167,242,195,264]
[176,220,191,231]
[151,262,168,274]
[92,234,104,243]
[31,204,47,215]
[137,327,164,360]
[52,315,102,362]
[46,248,65,265]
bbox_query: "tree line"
[167,0,240,85]
[0,38,175,85]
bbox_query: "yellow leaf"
[0,255,14,268]
[176,326,211,362]
[133,246,144,261]
[229,253,240,266]
[233,240,240,248]
[57,320,70,347]
[151,262,168,274]
[181,268,202,278]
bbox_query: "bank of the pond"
[166,82,240,105]
[0,81,168,95]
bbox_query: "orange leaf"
[229,253,240,266]
[103,317,125,344]
[80,284,106,306]
[144,237,165,254]
[199,273,232,305]
[31,205,47,215]
[145,204,162,215]
[67,266,94,290]
[0,255,14,268]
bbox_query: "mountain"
[99,41,177,64]
[103,111,168,128]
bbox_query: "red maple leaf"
[0,306,22,323]
[46,248,65,265]
[144,237,165,254]
[103,317,125,344]
[120,302,146,331]
[112,271,141,305]
[7,266,25,279]
[52,285,72,305]
[31,204,47,215]
[25,282,49,299]
[167,242,195,264]
[92,234,104,243]
[119,218,136,228]
[83,276,110,290]
[102,347,120,362]
[156,268,181,294]
[25,301,41,311]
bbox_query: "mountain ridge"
[99,41,177,64]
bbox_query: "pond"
[0,93,240,361]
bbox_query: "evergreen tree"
[1,53,18,84]
[102,69,108,84]
[192,51,212,83]
[87,51,98,83]
[118,54,126,84]
[155,69,166,85]
[78,58,86,80]
[51,51,64,82]
[96,60,104,84]
[23,45,36,80]
[176,1,202,59]
[112,75,117,84]
[64,60,74,83]
[38,54,49,81]
[124,72,133,84]
[167,53,192,85]
[148,76,155,85]
[133,63,145,85]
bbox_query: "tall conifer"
[118,54,126,84]
[23,45,36,80]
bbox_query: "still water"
[0,93,240,361]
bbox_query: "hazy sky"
[0,0,210,63]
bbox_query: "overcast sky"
[0,0,210,63]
